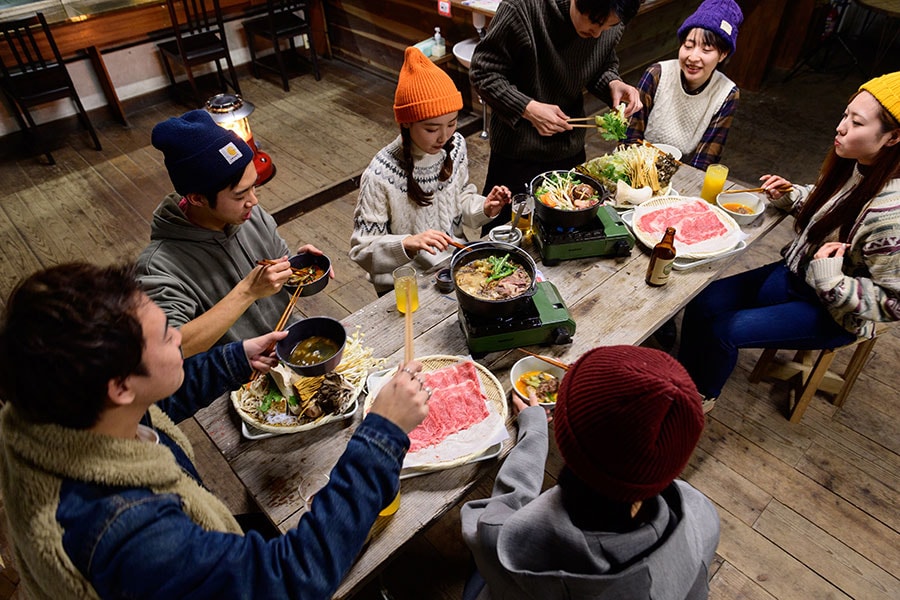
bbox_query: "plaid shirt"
[625,63,740,170]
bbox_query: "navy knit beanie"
[553,346,705,503]
[678,0,743,55]
[151,109,253,197]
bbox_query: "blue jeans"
[678,262,857,398]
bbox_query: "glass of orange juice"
[393,266,418,313]
[700,164,729,203]
[378,490,401,516]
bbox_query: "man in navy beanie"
[462,345,720,600]
[137,109,328,357]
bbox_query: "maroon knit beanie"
[554,346,705,503]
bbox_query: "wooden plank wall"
[326,0,703,81]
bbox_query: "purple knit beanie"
[152,109,253,196]
[553,346,705,503]
[678,0,743,55]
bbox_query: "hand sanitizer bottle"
[432,27,446,58]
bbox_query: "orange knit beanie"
[393,47,463,124]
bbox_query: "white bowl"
[452,37,479,69]
[510,356,566,407]
[716,191,765,226]
[488,225,523,247]
[650,143,682,161]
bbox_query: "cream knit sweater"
[350,132,492,293]
[644,60,735,157]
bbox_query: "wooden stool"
[748,337,878,423]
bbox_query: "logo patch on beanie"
[719,20,733,36]
[219,142,244,165]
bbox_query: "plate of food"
[365,355,509,474]
[232,329,384,438]
[630,196,746,260]
[577,143,680,209]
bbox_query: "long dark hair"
[400,126,456,207]
[795,91,900,245]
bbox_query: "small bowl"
[286,253,331,296]
[651,143,682,161]
[716,191,765,226]
[276,317,346,376]
[488,225,523,247]
[435,268,454,293]
[510,356,566,407]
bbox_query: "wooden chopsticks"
[720,185,794,195]
[249,282,304,382]
[568,123,598,129]
[448,240,472,252]
[565,116,598,123]
[517,348,570,371]
[404,286,414,363]
[256,259,306,275]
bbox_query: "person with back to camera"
[350,46,511,295]
[469,0,644,235]
[137,109,330,358]
[461,345,719,600]
[0,262,430,599]
[678,71,900,412]
[624,0,743,170]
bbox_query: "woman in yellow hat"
[350,47,511,295]
[679,71,900,410]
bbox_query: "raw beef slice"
[408,364,490,452]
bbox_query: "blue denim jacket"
[56,342,409,599]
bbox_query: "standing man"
[138,109,329,357]
[0,262,430,599]
[470,0,644,233]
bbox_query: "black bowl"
[286,253,331,296]
[276,317,346,376]
[530,170,606,229]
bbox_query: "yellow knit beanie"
[859,71,900,124]
[393,47,463,124]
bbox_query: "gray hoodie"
[137,193,291,346]
[461,407,720,600]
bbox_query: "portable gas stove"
[532,205,634,266]
[458,281,576,356]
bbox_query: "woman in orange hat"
[679,71,900,410]
[350,47,511,295]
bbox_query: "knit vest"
[644,60,735,157]
[0,404,242,599]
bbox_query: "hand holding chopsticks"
[721,184,793,195]
[249,282,304,381]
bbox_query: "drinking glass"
[379,490,401,516]
[700,164,729,203]
[393,266,419,314]
[510,192,533,232]
[298,473,330,510]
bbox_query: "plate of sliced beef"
[365,356,509,474]
[631,196,746,259]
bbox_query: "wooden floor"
[0,60,898,599]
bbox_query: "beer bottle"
[646,227,677,286]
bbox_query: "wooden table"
[194,163,785,598]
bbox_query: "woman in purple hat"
[625,0,743,169]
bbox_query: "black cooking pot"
[450,241,538,317]
[530,170,606,229]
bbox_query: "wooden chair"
[242,0,320,91]
[0,12,102,164]
[748,336,879,423]
[157,0,241,106]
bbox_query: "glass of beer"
[700,164,729,203]
[393,266,418,313]
[510,193,532,232]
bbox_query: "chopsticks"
[256,259,307,275]
[565,116,598,123]
[568,124,598,129]
[517,348,570,371]
[720,184,794,195]
[249,282,305,382]
[404,286,414,363]
[448,240,472,252]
